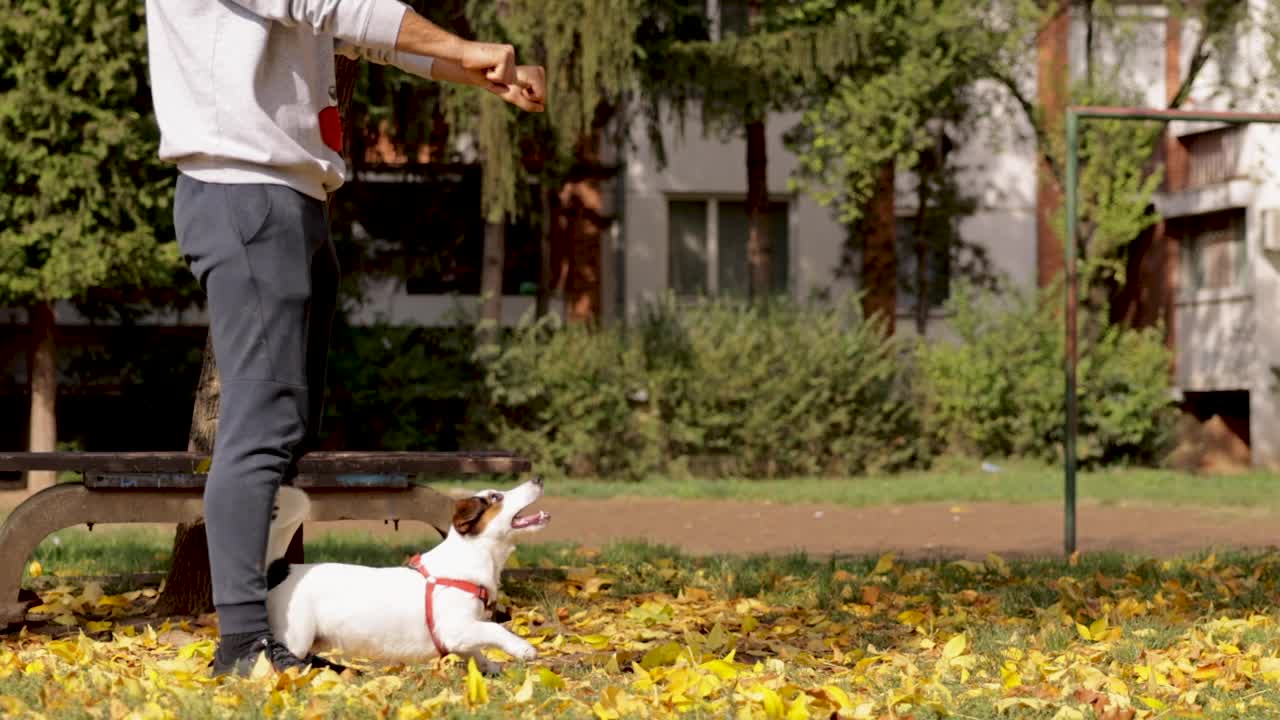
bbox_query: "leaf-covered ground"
[5,542,1280,719]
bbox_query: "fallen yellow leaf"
[465,658,489,706]
[871,553,895,575]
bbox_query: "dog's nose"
[531,476,543,487]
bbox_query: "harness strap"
[407,554,491,657]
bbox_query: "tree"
[338,0,695,326]
[781,0,1259,333]
[0,1,180,493]
[648,0,887,304]
[979,0,1255,310]
[777,0,1004,329]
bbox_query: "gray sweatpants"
[174,174,339,636]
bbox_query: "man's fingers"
[487,63,516,86]
[463,41,518,85]
[486,46,518,86]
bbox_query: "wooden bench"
[0,450,531,627]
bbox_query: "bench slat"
[83,473,412,490]
[0,451,530,475]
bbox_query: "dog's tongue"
[511,510,550,529]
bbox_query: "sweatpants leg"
[174,175,337,636]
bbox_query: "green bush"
[322,318,489,451]
[320,287,1175,478]
[482,313,659,479]
[916,285,1176,466]
[484,297,924,479]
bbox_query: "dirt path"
[319,496,1280,560]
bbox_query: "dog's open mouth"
[511,509,550,529]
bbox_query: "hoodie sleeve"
[334,39,435,79]
[228,0,409,51]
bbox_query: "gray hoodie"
[146,0,434,200]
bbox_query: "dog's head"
[451,476,550,542]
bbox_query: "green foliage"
[495,0,643,161]
[0,1,180,305]
[654,8,887,134]
[783,0,995,225]
[482,313,658,479]
[980,0,1255,307]
[1058,83,1165,295]
[484,297,925,479]
[916,285,1176,467]
[322,318,489,451]
[392,0,654,221]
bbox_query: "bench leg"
[0,483,204,626]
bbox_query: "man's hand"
[430,60,546,113]
[486,66,545,112]
[460,42,517,87]
[395,11,518,86]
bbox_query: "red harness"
[407,554,492,657]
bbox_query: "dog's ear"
[452,496,490,536]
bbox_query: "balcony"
[1165,126,1245,193]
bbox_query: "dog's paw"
[512,642,538,661]
[472,656,503,676]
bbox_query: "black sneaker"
[211,634,310,677]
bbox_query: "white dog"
[264,477,551,673]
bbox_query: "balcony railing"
[1172,126,1245,191]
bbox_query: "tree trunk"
[744,0,769,301]
[861,162,897,335]
[188,334,220,455]
[153,333,220,617]
[553,135,608,325]
[25,301,57,495]
[536,187,555,318]
[156,56,361,617]
[1035,2,1069,287]
[480,220,506,345]
[745,119,770,300]
[911,163,933,337]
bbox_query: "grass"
[10,535,1280,717]
[432,457,1280,511]
[12,529,1280,718]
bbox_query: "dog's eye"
[489,492,503,503]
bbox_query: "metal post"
[1063,109,1079,556]
[1055,106,1280,558]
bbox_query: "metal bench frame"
[0,451,531,627]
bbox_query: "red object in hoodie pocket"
[319,106,343,153]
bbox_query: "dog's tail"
[266,485,311,589]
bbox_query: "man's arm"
[335,41,545,112]
[394,11,517,86]
[334,40,434,80]
[226,0,409,50]
[226,0,520,86]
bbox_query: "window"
[894,217,950,309]
[668,198,789,298]
[715,0,750,38]
[337,166,541,296]
[668,201,709,296]
[1178,209,1246,293]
